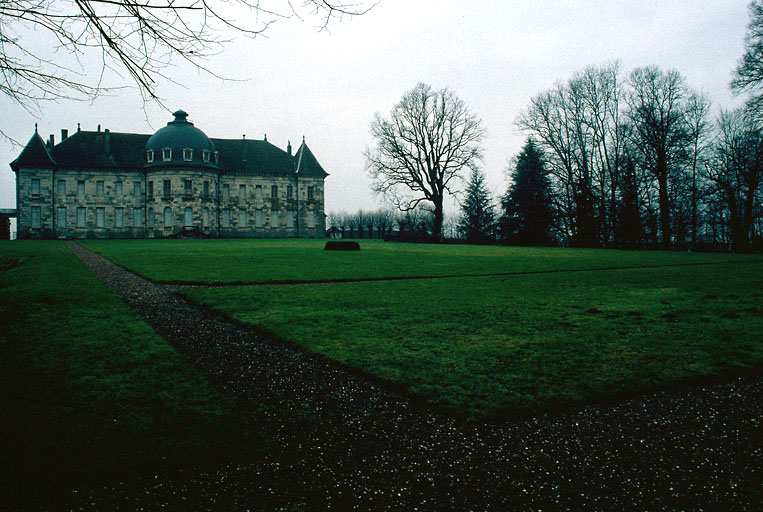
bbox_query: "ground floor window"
[285,210,294,228]
[163,207,172,229]
[57,207,66,227]
[202,207,210,228]
[271,209,279,228]
[222,208,230,228]
[96,207,105,228]
[255,209,263,227]
[77,207,86,227]
[31,206,41,228]
[134,208,144,227]
[184,207,193,227]
[238,209,247,227]
[115,207,124,227]
[306,211,315,229]
[148,208,154,228]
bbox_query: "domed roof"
[144,110,217,169]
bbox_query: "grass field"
[0,241,263,509]
[184,258,763,417]
[80,238,760,283]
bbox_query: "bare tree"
[625,66,690,249]
[684,91,714,248]
[0,0,373,109]
[732,1,763,118]
[366,83,485,240]
[704,108,763,251]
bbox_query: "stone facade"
[11,111,327,239]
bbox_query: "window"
[306,211,315,229]
[148,181,153,197]
[134,182,141,196]
[115,181,123,196]
[202,150,210,163]
[223,184,230,201]
[203,181,210,197]
[77,207,86,227]
[222,209,230,227]
[162,148,172,161]
[146,150,154,163]
[31,206,41,228]
[148,208,154,228]
[96,207,105,228]
[57,179,66,196]
[77,180,85,196]
[287,185,293,199]
[163,180,171,196]
[285,210,294,228]
[184,207,193,228]
[202,208,210,228]
[239,184,246,199]
[255,185,262,200]
[307,186,314,200]
[183,148,193,161]
[115,207,124,227]
[57,207,66,227]
[31,179,40,195]
[96,181,104,196]
[134,208,144,227]
[184,179,192,195]
[271,209,279,227]
[214,151,219,164]
[163,207,172,229]
[238,209,247,227]
[271,185,278,198]
[255,209,263,228]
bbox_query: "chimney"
[48,134,55,147]
[61,129,68,141]
[264,133,267,142]
[287,140,292,156]
[77,123,81,132]
[242,134,247,161]
[97,124,101,132]
[104,128,110,155]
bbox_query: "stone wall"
[15,166,325,239]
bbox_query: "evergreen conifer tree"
[500,139,555,245]
[457,168,495,243]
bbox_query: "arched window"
[163,207,172,229]
[184,207,193,228]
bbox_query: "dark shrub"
[324,241,360,251]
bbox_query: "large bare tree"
[366,83,484,239]
[625,66,690,249]
[0,0,372,109]
[732,0,763,118]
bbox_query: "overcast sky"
[0,0,753,220]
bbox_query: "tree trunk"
[432,198,444,241]
[655,157,671,249]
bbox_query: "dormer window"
[214,151,219,164]
[202,150,210,163]
[162,148,172,162]
[146,150,154,163]
[183,148,193,161]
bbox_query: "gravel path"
[66,241,763,511]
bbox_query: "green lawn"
[0,241,263,510]
[184,259,763,418]
[80,238,760,284]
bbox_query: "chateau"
[11,110,327,239]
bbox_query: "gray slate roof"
[11,129,326,177]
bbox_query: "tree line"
[363,3,763,252]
